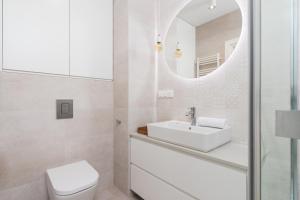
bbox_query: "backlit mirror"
[165,0,242,78]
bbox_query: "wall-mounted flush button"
[61,103,70,114]
[57,100,73,119]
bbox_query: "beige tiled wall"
[128,0,156,134]
[0,72,114,200]
[113,0,130,194]
[113,0,156,195]
[196,10,242,61]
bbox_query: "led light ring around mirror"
[162,0,244,80]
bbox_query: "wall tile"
[0,71,114,199]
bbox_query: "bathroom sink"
[147,121,231,152]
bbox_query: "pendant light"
[155,34,163,52]
[208,0,217,10]
[155,0,163,52]
[175,42,183,58]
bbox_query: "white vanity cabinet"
[3,0,70,75]
[131,165,195,200]
[130,137,247,200]
[2,0,113,79]
[70,0,113,79]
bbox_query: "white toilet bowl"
[46,161,99,200]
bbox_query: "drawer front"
[130,138,247,200]
[131,165,195,200]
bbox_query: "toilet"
[46,161,99,200]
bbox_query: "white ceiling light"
[208,0,217,10]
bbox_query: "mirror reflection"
[165,0,242,78]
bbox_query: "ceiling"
[178,0,240,27]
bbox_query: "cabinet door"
[3,0,69,75]
[131,138,247,200]
[131,165,196,200]
[70,0,113,79]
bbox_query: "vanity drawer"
[131,164,195,200]
[130,138,247,200]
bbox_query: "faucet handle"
[187,107,196,112]
[185,107,196,116]
[185,107,197,126]
[185,108,192,116]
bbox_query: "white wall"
[165,18,196,78]
[176,18,196,78]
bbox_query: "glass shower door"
[260,0,298,199]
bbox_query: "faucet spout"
[186,107,197,126]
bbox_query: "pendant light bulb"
[175,42,183,58]
[208,0,217,10]
[155,34,163,52]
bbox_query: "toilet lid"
[47,161,99,196]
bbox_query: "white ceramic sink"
[147,121,231,152]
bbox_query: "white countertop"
[130,133,248,171]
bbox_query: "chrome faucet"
[186,107,196,126]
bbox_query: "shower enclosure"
[252,0,299,199]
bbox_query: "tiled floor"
[96,187,139,200]
[96,187,128,200]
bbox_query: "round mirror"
[165,0,242,78]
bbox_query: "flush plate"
[56,100,73,119]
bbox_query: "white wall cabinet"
[3,0,70,75]
[2,0,113,79]
[70,0,113,79]
[130,138,247,200]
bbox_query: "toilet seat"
[47,160,99,196]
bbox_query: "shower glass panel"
[260,0,298,199]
